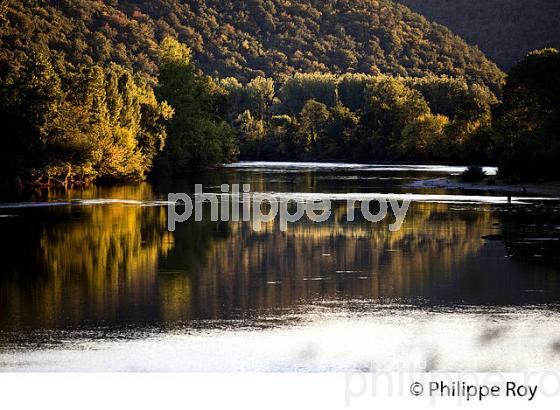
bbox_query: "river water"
[1,162,560,371]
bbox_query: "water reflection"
[0,165,559,336]
[0,184,173,329]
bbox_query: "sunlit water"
[1,162,560,372]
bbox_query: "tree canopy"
[0,1,557,184]
[156,37,237,173]
[226,72,498,164]
[494,49,560,180]
[1,0,504,91]
[0,52,173,185]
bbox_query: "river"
[1,162,560,371]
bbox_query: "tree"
[247,76,275,121]
[338,74,374,112]
[0,51,71,183]
[0,0,505,90]
[62,63,171,182]
[137,84,174,172]
[495,48,560,180]
[405,76,469,118]
[0,0,8,29]
[400,114,449,159]
[319,104,360,159]
[223,76,276,124]
[360,77,430,158]
[236,110,266,158]
[156,37,237,173]
[296,100,331,154]
[0,51,171,185]
[279,73,338,115]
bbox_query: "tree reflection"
[173,201,495,319]
[0,184,173,328]
[2,176,557,332]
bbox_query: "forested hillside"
[396,0,560,70]
[1,0,503,90]
[2,0,557,185]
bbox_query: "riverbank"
[408,177,560,196]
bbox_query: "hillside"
[1,0,503,91]
[396,0,560,70]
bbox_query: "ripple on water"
[1,305,560,372]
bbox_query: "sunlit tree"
[156,37,237,172]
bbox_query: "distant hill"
[1,0,503,91]
[395,0,560,70]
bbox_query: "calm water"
[1,162,560,371]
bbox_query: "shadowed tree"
[496,48,560,180]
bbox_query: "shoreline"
[407,177,560,196]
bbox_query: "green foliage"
[405,77,470,118]
[4,1,556,184]
[400,114,449,160]
[236,110,266,158]
[279,74,338,115]
[318,103,360,160]
[0,51,68,182]
[225,71,499,164]
[0,0,504,91]
[71,63,172,180]
[360,76,431,158]
[156,38,237,173]
[0,0,8,28]
[296,100,332,153]
[0,50,171,185]
[247,76,275,121]
[338,74,374,112]
[495,49,560,181]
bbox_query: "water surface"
[1,162,560,371]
